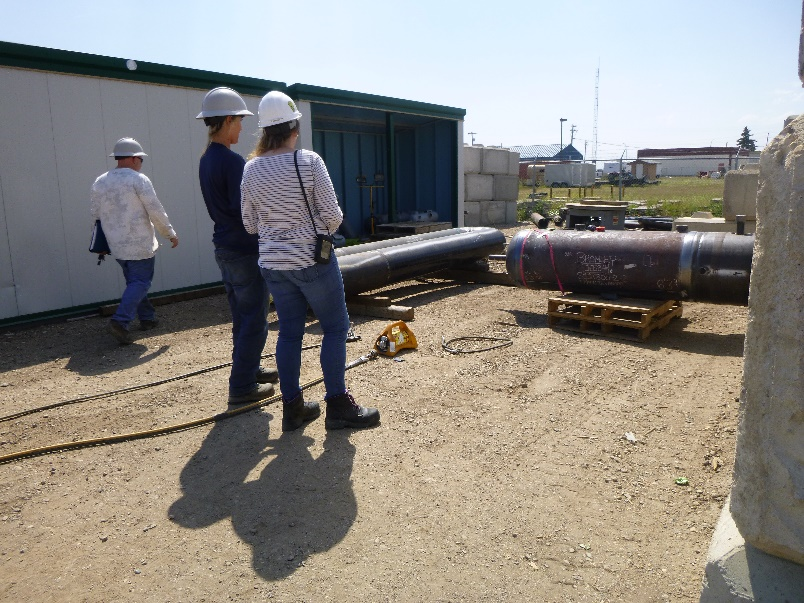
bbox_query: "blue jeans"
[261,256,350,402]
[215,248,270,397]
[113,257,156,328]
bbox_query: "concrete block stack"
[464,145,520,226]
[673,167,759,234]
[722,167,759,230]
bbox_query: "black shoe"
[140,319,160,331]
[108,320,133,345]
[255,366,279,384]
[282,392,321,431]
[228,383,275,406]
[325,391,380,430]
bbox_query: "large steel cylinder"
[336,227,473,256]
[506,229,755,305]
[339,227,505,297]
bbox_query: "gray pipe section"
[337,227,486,256]
[506,229,755,305]
[338,227,506,297]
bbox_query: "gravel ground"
[0,225,746,602]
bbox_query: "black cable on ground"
[0,345,322,424]
[0,350,378,465]
[441,336,513,354]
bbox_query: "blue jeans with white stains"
[113,257,156,328]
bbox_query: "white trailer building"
[0,41,466,325]
[544,162,596,187]
[637,147,760,177]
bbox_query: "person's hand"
[170,236,179,248]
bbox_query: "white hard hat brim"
[195,108,255,119]
[257,111,303,128]
[109,151,148,157]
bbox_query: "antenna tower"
[593,63,599,163]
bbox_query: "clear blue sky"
[1,0,801,160]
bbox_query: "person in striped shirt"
[241,91,379,432]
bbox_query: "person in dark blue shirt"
[197,87,278,405]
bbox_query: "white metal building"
[636,147,760,176]
[0,42,465,325]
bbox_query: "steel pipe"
[336,227,477,256]
[339,227,506,297]
[506,229,754,305]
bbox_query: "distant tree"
[737,127,757,151]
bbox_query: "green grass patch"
[517,177,725,222]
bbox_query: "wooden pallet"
[547,294,682,341]
[375,221,452,235]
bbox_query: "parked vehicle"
[607,171,647,186]
[545,162,595,187]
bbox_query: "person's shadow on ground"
[168,409,356,580]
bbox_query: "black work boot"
[325,391,380,430]
[255,366,279,384]
[108,320,133,345]
[228,383,275,406]
[282,392,321,431]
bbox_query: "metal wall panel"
[415,125,436,212]
[0,69,243,321]
[187,87,218,284]
[0,150,17,318]
[336,133,361,230]
[143,84,201,292]
[456,120,464,226]
[404,122,454,223]
[433,121,455,223]
[0,68,71,316]
[49,73,122,307]
[395,130,416,217]
[314,130,386,236]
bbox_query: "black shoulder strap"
[294,150,320,235]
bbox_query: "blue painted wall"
[314,130,386,237]
[313,114,455,237]
[395,120,455,224]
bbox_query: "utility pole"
[570,124,577,145]
[593,63,599,167]
[468,132,477,145]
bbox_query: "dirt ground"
[0,224,746,602]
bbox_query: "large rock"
[729,115,804,565]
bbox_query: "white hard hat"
[257,91,302,128]
[109,137,147,157]
[196,87,254,119]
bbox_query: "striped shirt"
[241,149,342,270]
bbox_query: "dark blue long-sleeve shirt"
[198,142,259,254]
